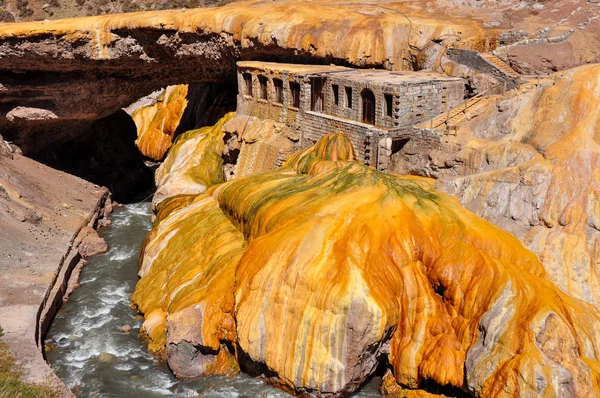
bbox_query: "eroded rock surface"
[132,83,237,161]
[133,85,190,161]
[133,128,600,397]
[397,64,600,307]
[0,135,110,391]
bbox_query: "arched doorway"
[361,89,375,125]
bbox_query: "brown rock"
[121,325,132,333]
[78,227,108,258]
[97,352,115,363]
[6,107,58,122]
[0,140,109,393]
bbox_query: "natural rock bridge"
[0,0,489,154]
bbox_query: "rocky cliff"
[397,64,600,308]
[0,0,487,155]
[0,134,110,393]
[133,127,600,397]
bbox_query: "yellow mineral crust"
[152,112,235,209]
[0,1,487,68]
[132,85,189,161]
[134,131,600,396]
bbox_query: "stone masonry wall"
[237,65,464,169]
[321,77,464,129]
[301,111,382,167]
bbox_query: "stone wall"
[236,67,306,129]
[377,127,442,174]
[237,65,464,169]
[321,77,464,129]
[301,111,382,167]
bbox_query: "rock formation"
[389,64,600,308]
[133,85,190,161]
[133,125,600,397]
[132,83,237,161]
[0,134,110,393]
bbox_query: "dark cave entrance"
[30,82,237,203]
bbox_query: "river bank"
[0,140,110,395]
[46,202,382,397]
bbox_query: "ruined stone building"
[236,61,465,169]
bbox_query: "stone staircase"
[417,96,492,132]
[480,53,521,79]
[417,51,557,134]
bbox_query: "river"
[45,202,381,397]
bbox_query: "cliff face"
[0,134,110,393]
[419,64,600,307]
[132,85,189,161]
[133,128,600,397]
[0,0,485,154]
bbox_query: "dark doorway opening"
[258,75,268,100]
[391,138,409,155]
[361,89,375,125]
[290,82,301,108]
[310,78,325,112]
[273,79,283,104]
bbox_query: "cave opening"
[28,82,237,203]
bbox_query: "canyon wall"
[0,0,486,154]
[0,135,110,393]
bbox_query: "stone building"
[236,61,465,168]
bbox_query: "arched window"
[361,89,375,125]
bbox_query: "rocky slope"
[133,127,600,397]
[397,64,600,308]
[0,135,110,393]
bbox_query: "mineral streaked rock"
[429,64,600,307]
[132,85,189,161]
[0,2,482,67]
[152,112,235,210]
[134,128,600,397]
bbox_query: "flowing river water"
[46,203,381,397]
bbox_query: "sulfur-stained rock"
[134,128,600,397]
[132,85,189,161]
[421,64,600,308]
[151,112,235,210]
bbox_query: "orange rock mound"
[133,129,600,396]
[132,85,189,161]
[439,63,600,307]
